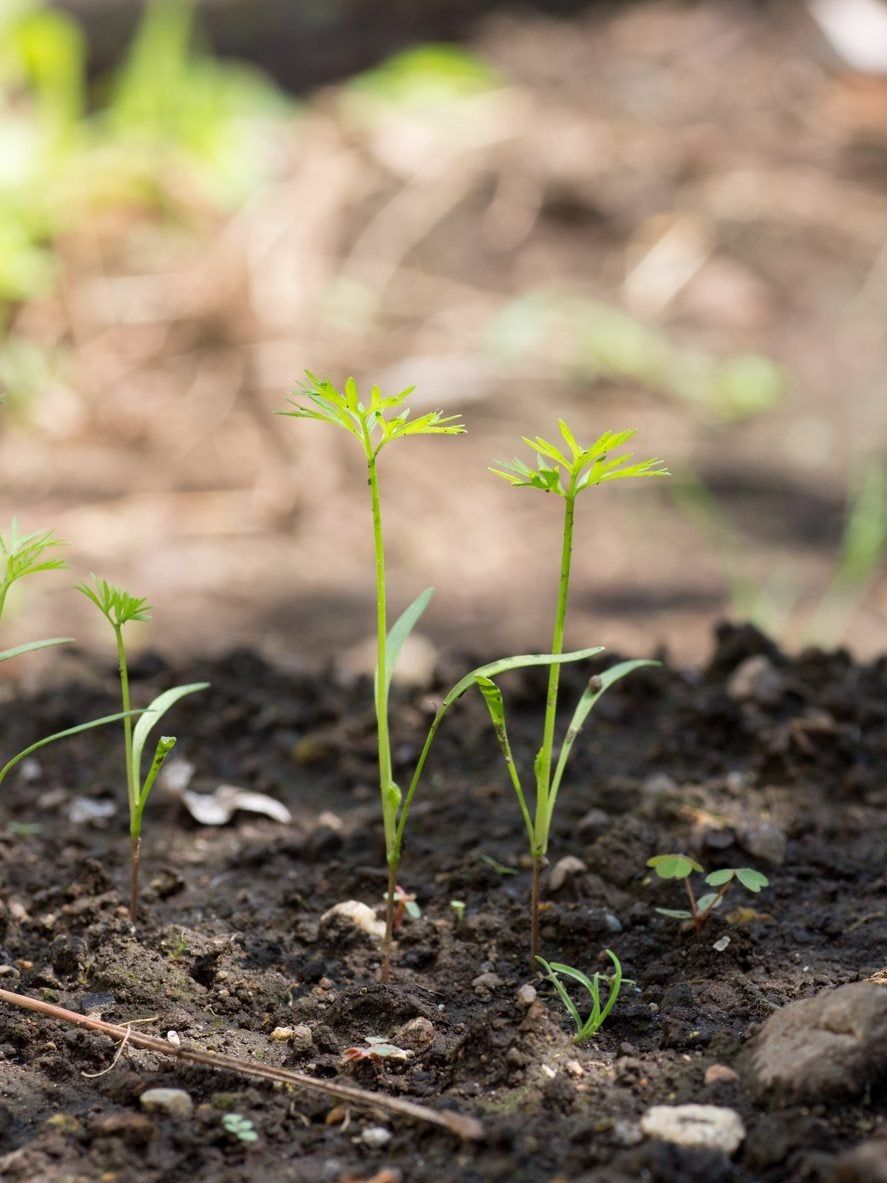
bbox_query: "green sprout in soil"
[647,854,769,935]
[76,577,208,924]
[0,523,141,786]
[449,899,466,926]
[536,948,624,1042]
[281,376,607,981]
[221,1113,258,1144]
[483,422,668,963]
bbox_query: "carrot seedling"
[0,523,143,785]
[536,949,624,1042]
[483,422,668,962]
[281,376,604,980]
[647,854,769,934]
[76,577,207,923]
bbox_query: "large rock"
[745,982,887,1104]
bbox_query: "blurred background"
[1,0,885,670]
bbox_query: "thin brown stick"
[129,835,141,924]
[0,987,483,1141]
[381,863,397,983]
[684,876,702,935]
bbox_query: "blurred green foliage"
[344,43,500,116]
[0,0,290,311]
[487,291,788,421]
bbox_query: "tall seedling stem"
[488,422,668,963]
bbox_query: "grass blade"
[0,637,74,663]
[377,587,434,696]
[0,710,143,785]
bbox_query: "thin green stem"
[534,489,576,855]
[114,626,137,823]
[366,453,395,857]
[0,581,9,623]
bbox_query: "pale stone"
[319,900,385,940]
[640,1104,745,1154]
[140,1088,194,1120]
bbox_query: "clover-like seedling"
[281,377,621,982]
[536,949,625,1043]
[76,577,208,924]
[481,421,668,963]
[0,523,144,789]
[221,1113,258,1144]
[647,853,769,935]
[342,1036,412,1066]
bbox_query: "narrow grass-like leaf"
[378,587,434,696]
[547,658,658,827]
[536,957,583,1033]
[0,637,74,663]
[0,711,144,786]
[475,676,533,845]
[131,683,208,793]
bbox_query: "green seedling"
[536,949,624,1042]
[449,899,466,925]
[0,521,141,786]
[281,375,605,981]
[483,422,668,963]
[647,854,769,935]
[221,1113,258,1144]
[76,577,207,924]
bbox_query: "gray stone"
[140,1088,194,1120]
[745,981,887,1104]
[737,820,787,866]
[360,1125,392,1148]
[548,855,587,892]
[727,655,785,705]
[639,1104,745,1154]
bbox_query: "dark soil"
[0,623,885,1182]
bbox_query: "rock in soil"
[139,1088,194,1120]
[639,1104,746,1154]
[745,981,887,1104]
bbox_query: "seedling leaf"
[0,711,144,786]
[655,907,694,919]
[704,868,736,887]
[0,637,74,663]
[647,854,704,879]
[131,683,208,792]
[548,659,659,827]
[735,867,769,893]
[378,587,433,695]
[696,892,724,914]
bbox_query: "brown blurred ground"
[2,0,886,669]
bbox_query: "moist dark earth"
[0,623,885,1182]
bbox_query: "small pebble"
[395,1017,435,1049]
[472,972,501,997]
[565,1060,583,1078]
[737,820,787,866]
[290,1024,314,1052]
[319,900,385,940]
[360,1125,392,1148]
[640,1104,745,1154]
[140,1088,194,1120]
[705,1063,739,1085]
[271,1027,293,1041]
[516,984,537,1008]
[548,855,587,892]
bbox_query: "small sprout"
[385,884,421,931]
[76,576,208,924]
[450,899,466,926]
[222,1113,258,1144]
[536,949,625,1043]
[479,853,518,876]
[342,1036,412,1066]
[647,854,770,935]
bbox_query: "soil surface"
[0,623,885,1181]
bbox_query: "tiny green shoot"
[386,883,421,931]
[0,522,141,786]
[536,949,624,1042]
[76,577,208,924]
[647,854,769,935]
[485,422,668,962]
[221,1113,258,1144]
[449,899,466,926]
[342,1035,412,1065]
